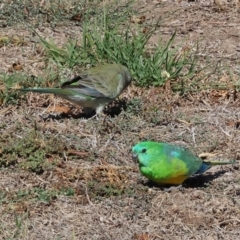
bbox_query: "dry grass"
[1,0,240,239]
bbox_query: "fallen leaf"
[70,13,83,22]
[134,233,152,240]
[176,118,191,126]
[226,120,240,128]
[46,105,70,114]
[8,63,23,72]
[199,152,217,158]
[142,27,149,34]
[131,15,146,24]
[68,150,90,157]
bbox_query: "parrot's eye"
[141,148,147,153]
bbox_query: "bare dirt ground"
[0,0,240,239]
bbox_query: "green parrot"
[132,141,236,185]
[21,64,132,115]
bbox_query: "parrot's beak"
[132,153,138,162]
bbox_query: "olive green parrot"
[21,64,132,115]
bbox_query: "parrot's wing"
[78,70,121,98]
[61,75,108,98]
[164,144,202,175]
[61,64,130,98]
[70,86,107,98]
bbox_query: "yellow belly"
[154,175,188,185]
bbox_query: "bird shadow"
[183,169,228,188]
[39,99,128,121]
[142,169,228,190]
[104,99,128,118]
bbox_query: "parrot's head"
[132,143,146,163]
[120,65,132,86]
[132,141,158,167]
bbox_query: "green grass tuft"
[36,2,199,87]
[0,128,67,173]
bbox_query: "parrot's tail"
[196,160,237,174]
[20,88,73,96]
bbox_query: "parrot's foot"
[82,109,106,121]
[163,185,183,192]
[87,113,102,120]
[82,106,105,120]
